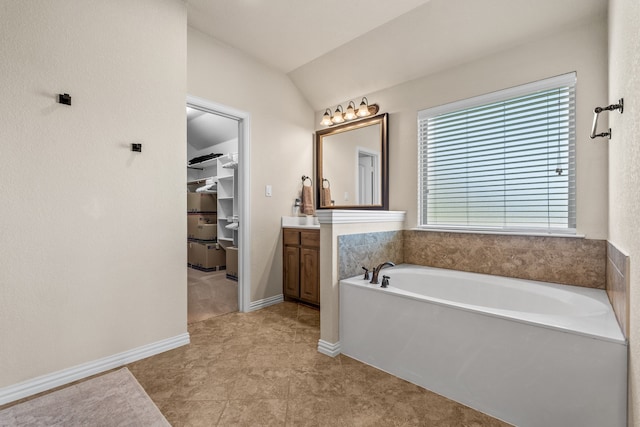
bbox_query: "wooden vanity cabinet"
[283,228,320,306]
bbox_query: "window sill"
[413,226,585,239]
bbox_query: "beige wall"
[316,16,609,239]
[187,28,315,303]
[608,0,640,423]
[0,0,187,387]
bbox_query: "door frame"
[187,95,251,313]
[355,146,380,205]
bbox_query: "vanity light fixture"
[331,105,345,124]
[320,97,380,126]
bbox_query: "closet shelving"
[187,156,218,170]
[186,151,238,276]
[216,153,238,247]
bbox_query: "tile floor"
[188,268,238,323]
[128,301,511,426]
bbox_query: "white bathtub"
[340,264,627,427]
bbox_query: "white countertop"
[281,216,320,229]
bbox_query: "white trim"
[248,294,284,312]
[0,333,190,406]
[415,226,584,238]
[316,210,406,224]
[418,72,577,119]
[317,339,341,357]
[186,95,251,313]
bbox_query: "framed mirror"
[316,113,388,210]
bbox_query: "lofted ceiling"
[187,0,607,111]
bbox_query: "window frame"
[417,72,577,236]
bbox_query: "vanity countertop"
[281,216,320,229]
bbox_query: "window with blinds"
[418,73,576,234]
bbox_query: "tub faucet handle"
[381,275,390,288]
[362,266,370,280]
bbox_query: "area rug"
[0,368,170,426]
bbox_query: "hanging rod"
[590,98,624,139]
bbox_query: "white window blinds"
[418,73,576,234]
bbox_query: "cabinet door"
[283,246,300,298]
[300,247,319,304]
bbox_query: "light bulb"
[331,106,345,123]
[320,109,332,126]
[344,102,357,120]
[357,98,370,117]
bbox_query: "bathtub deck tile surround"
[403,230,606,289]
[338,230,404,280]
[606,241,630,337]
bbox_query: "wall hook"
[590,98,623,139]
[58,93,71,106]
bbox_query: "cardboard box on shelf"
[191,224,217,241]
[188,214,217,239]
[187,192,216,213]
[226,246,238,278]
[188,241,225,270]
[188,241,199,265]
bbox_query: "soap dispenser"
[292,198,301,216]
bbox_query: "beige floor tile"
[293,327,320,344]
[156,399,226,427]
[289,343,341,368]
[188,268,238,324]
[285,395,354,427]
[295,314,320,329]
[133,301,509,426]
[228,367,291,400]
[246,345,293,368]
[13,301,510,426]
[289,365,346,398]
[217,399,287,426]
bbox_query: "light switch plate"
[265,185,272,197]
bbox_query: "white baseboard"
[317,339,341,357]
[0,333,190,406]
[248,294,284,311]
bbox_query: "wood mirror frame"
[315,113,388,210]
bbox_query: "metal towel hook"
[590,98,624,139]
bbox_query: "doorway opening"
[186,95,250,320]
[356,148,380,205]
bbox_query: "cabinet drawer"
[301,230,319,248]
[283,229,300,245]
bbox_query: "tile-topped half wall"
[337,230,607,289]
[606,241,630,338]
[338,231,404,280]
[403,230,606,289]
